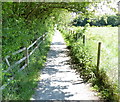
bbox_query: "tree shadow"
[32,78,74,100]
[51,41,65,45]
[41,65,61,75]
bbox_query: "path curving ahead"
[31,30,99,100]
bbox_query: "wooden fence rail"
[0,32,47,90]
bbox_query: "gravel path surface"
[31,30,99,100]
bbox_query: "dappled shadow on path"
[31,30,99,100]
[32,78,74,100]
[31,30,76,100]
[51,41,65,45]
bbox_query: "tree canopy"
[2,2,91,20]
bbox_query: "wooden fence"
[0,32,48,90]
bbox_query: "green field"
[79,27,118,84]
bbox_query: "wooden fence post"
[76,33,78,41]
[97,42,101,72]
[42,34,44,41]
[25,47,29,66]
[83,35,85,45]
[73,31,75,34]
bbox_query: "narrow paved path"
[31,30,99,100]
